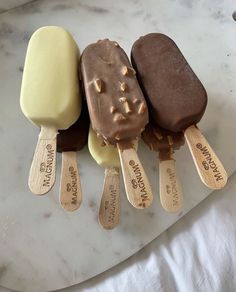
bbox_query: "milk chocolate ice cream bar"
[81,39,153,209]
[20,26,81,195]
[131,33,227,189]
[142,122,184,212]
[57,101,89,212]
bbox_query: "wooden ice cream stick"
[184,125,227,189]
[59,151,82,212]
[28,126,57,195]
[117,141,153,209]
[159,149,183,212]
[88,126,121,228]
[99,167,120,229]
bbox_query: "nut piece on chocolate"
[81,39,148,144]
[131,33,207,133]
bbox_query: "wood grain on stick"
[117,142,153,209]
[184,125,227,189]
[99,167,120,229]
[59,151,82,212]
[28,126,57,195]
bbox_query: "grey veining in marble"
[0,0,33,13]
[0,0,235,291]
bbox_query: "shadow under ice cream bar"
[20,26,81,195]
[131,33,227,189]
[88,126,121,229]
[142,123,184,212]
[81,39,153,209]
[57,102,89,212]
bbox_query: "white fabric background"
[55,172,236,292]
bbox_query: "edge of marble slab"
[51,179,235,292]
[0,134,231,292]
[56,170,236,292]
[54,172,235,292]
[0,169,234,292]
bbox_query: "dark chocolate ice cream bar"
[131,33,227,190]
[57,102,89,212]
[57,102,89,152]
[142,122,184,212]
[131,33,207,132]
[142,123,184,155]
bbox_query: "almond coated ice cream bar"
[142,123,184,158]
[81,39,153,209]
[81,39,148,144]
[142,121,184,212]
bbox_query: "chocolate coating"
[142,122,184,153]
[57,101,89,152]
[81,39,148,144]
[131,33,207,132]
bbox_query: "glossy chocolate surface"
[81,39,148,144]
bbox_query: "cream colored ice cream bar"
[88,126,120,229]
[89,127,137,229]
[20,26,81,129]
[20,26,81,196]
[88,126,120,168]
[88,127,138,168]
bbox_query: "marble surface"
[0,0,235,291]
[0,0,33,12]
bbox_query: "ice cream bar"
[81,39,148,144]
[21,26,81,130]
[20,26,81,195]
[142,123,184,156]
[88,126,120,229]
[57,101,89,153]
[81,39,153,209]
[131,33,227,189]
[88,126,120,169]
[142,122,184,212]
[57,102,89,212]
[88,126,138,168]
[131,33,207,133]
